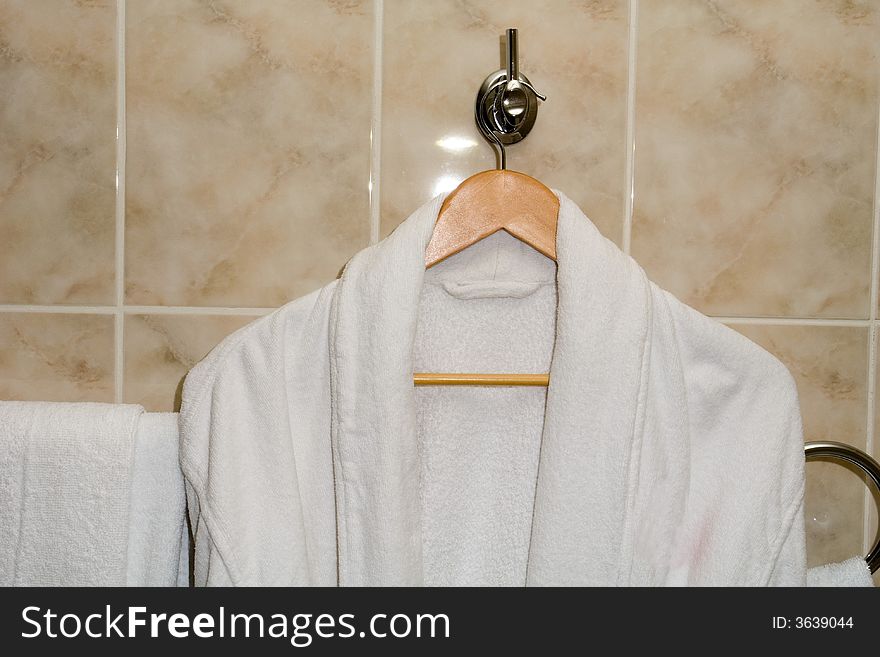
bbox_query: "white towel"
[807,557,874,587]
[0,401,188,586]
[127,412,190,586]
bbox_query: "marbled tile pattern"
[380,0,629,244]
[0,1,116,304]
[0,313,114,402]
[124,0,373,307]
[733,324,869,567]
[124,313,257,412]
[633,0,879,318]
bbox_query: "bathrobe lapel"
[526,194,652,585]
[330,192,652,586]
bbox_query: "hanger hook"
[476,79,508,170]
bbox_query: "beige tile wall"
[1,0,878,576]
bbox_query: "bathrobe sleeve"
[178,312,301,586]
[768,497,807,586]
[178,286,338,586]
[185,479,235,586]
[665,292,808,585]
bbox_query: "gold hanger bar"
[413,373,550,387]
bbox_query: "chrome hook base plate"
[474,69,540,146]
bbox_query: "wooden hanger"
[415,169,557,387]
[424,169,559,268]
[414,27,556,388]
[415,169,559,388]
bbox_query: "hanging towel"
[0,401,188,586]
[807,558,874,587]
[127,412,190,586]
[180,190,807,586]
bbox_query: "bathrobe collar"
[330,191,652,585]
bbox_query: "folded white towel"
[807,557,874,587]
[0,401,188,586]
[127,412,189,586]
[0,402,140,585]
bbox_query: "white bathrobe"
[179,191,806,586]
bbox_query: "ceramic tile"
[0,312,114,402]
[125,0,373,307]
[733,323,869,568]
[380,0,629,244]
[123,313,256,412]
[0,0,116,304]
[633,1,879,318]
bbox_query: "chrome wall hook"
[475,28,546,170]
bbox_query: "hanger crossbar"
[413,372,549,386]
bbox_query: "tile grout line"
[621,0,638,255]
[114,0,126,404]
[715,316,871,327]
[1,302,876,325]
[368,0,384,245]
[863,87,880,554]
[0,305,117,315]
[0,305,276,316]
[867,214,880,556]
[124,305,275,316]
